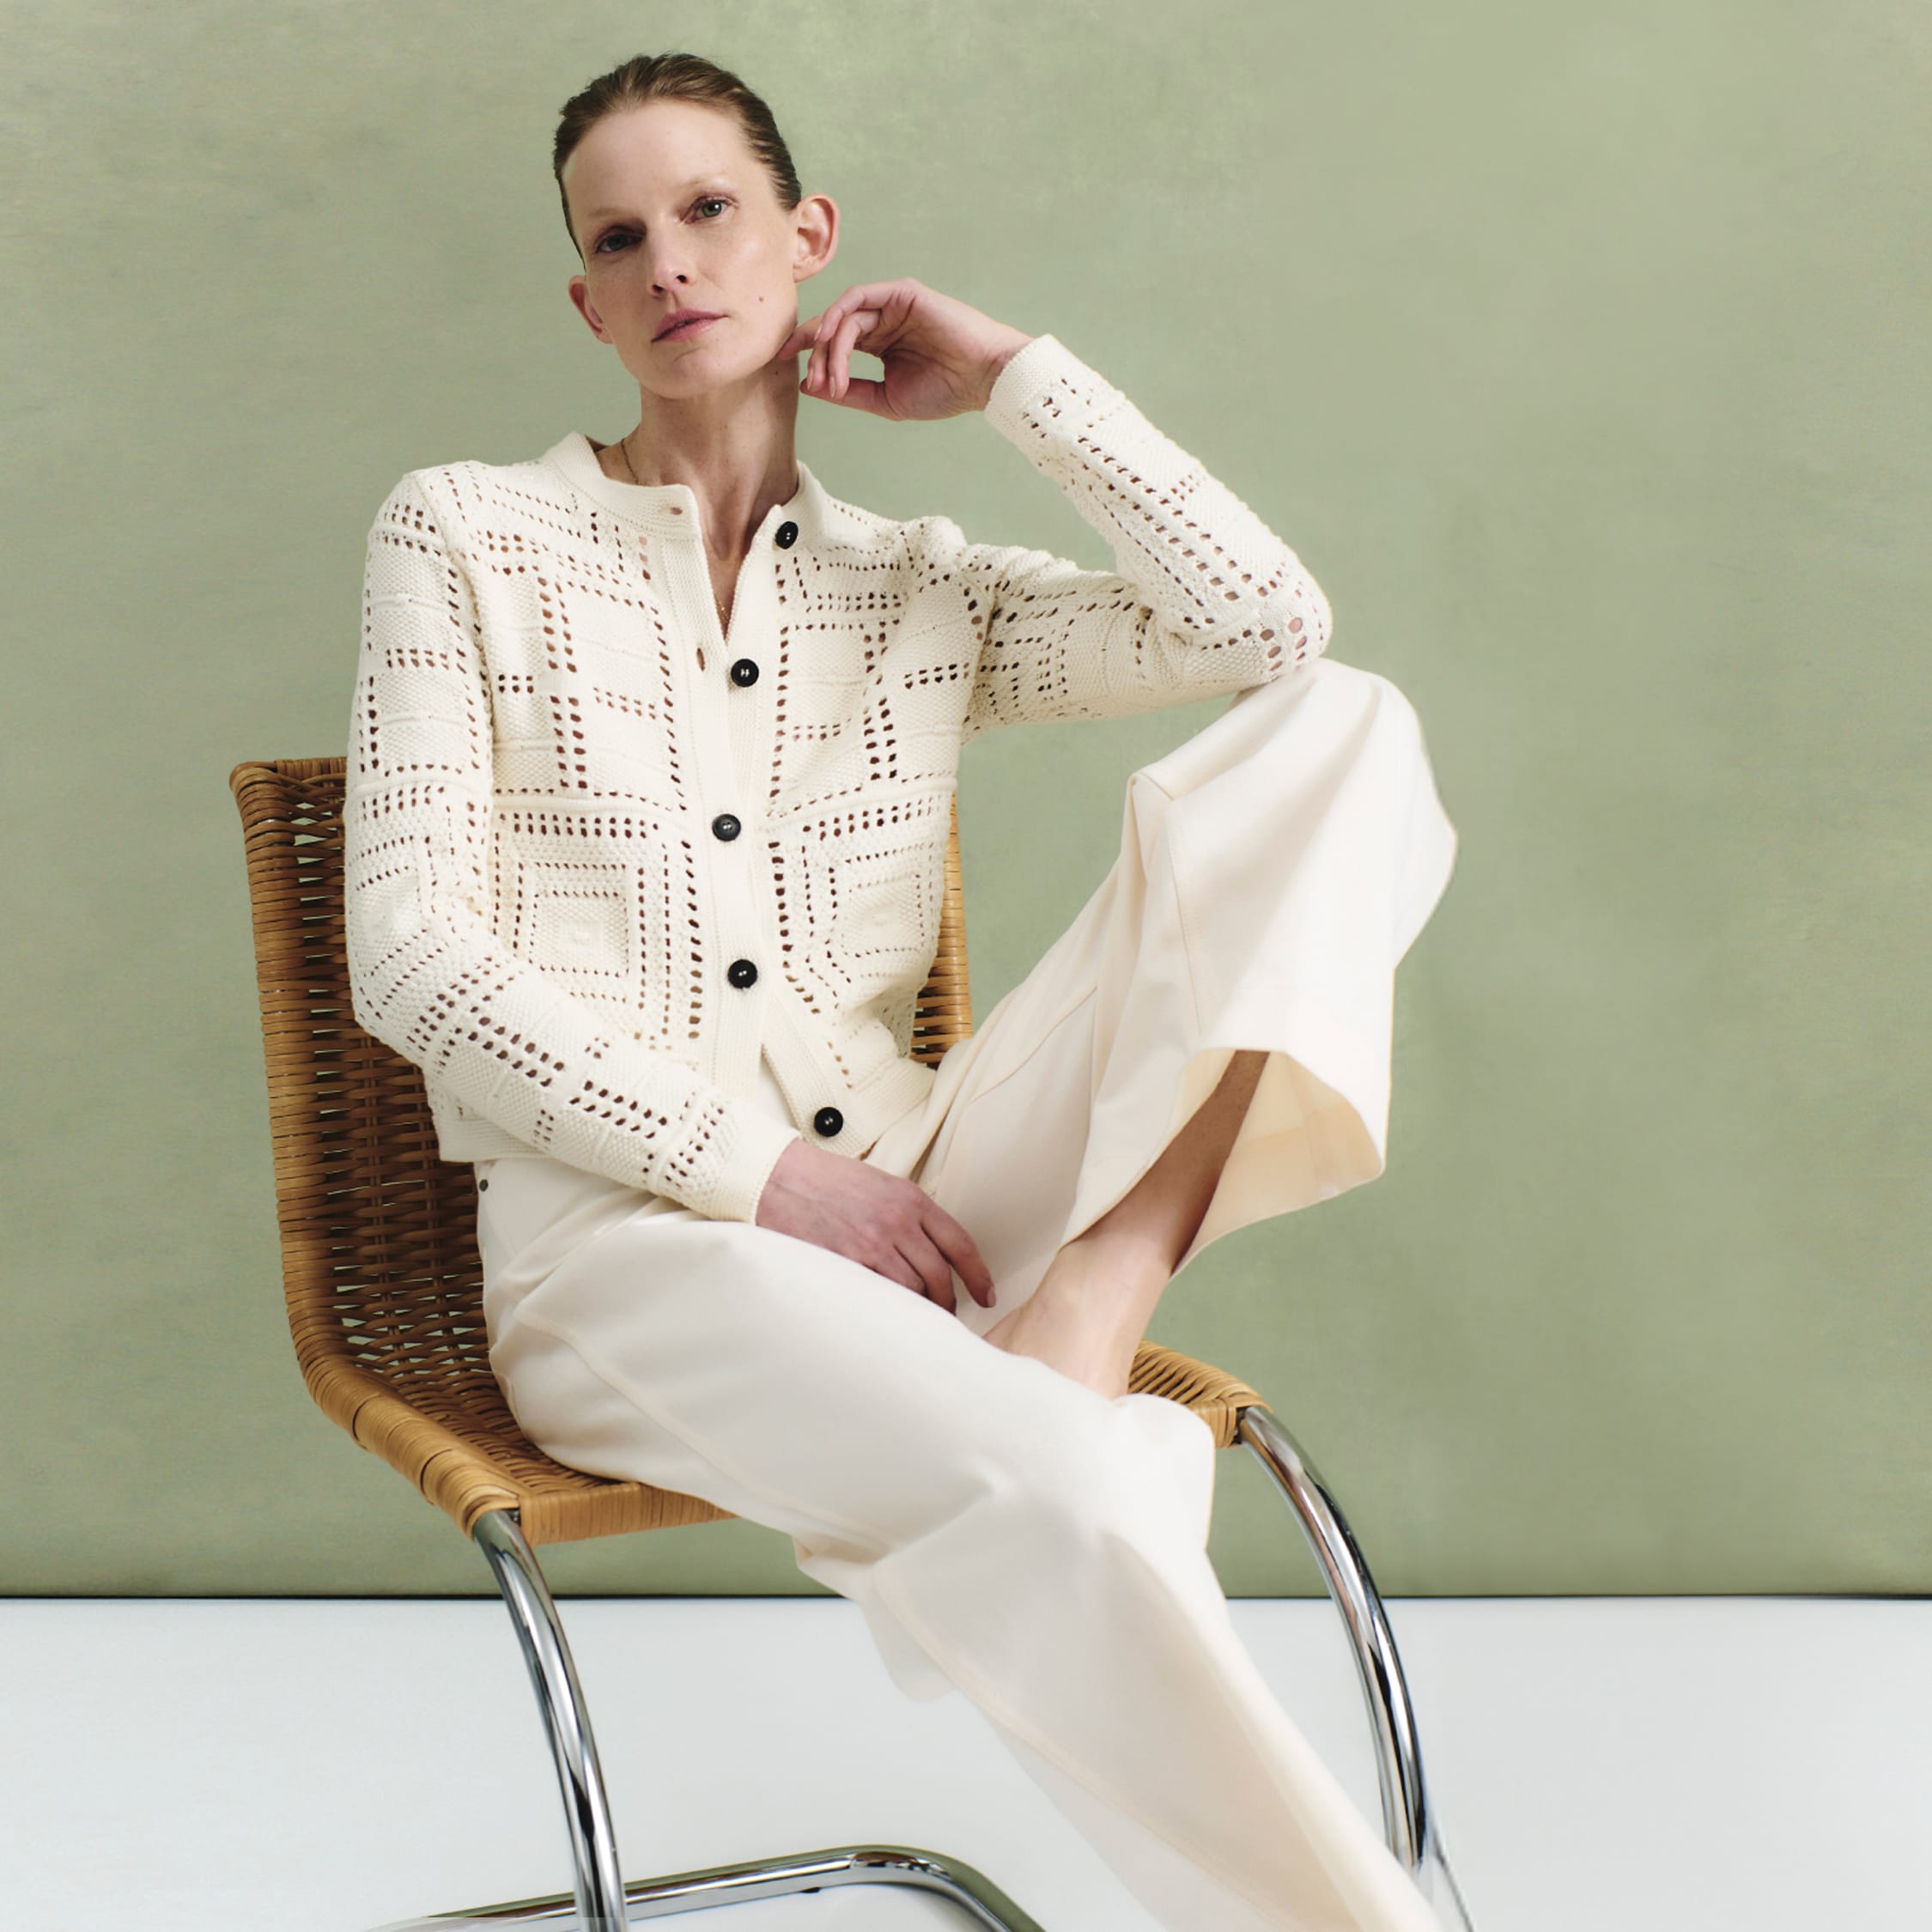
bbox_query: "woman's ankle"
[1042,1224,1173,1315]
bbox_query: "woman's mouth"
[657,313,721,342]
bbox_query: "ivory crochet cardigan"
[344,331,1333,1224]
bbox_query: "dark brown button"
[727,958,758,988]
[775,520,799,548]
[711,812,741,841]
[730,658,759,687]
[813,1106,844,1138]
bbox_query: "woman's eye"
[595,198,726,253]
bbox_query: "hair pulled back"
[552,52,803,258]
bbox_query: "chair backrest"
[228,756,975,1545]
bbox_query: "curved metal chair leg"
[458,1461,1473,1932]
[410,1508,1047,1932]
[473,1509,630,1930]
[1237,1404,1479,1931]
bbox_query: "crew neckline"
[540,430,822,541]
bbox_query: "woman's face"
[562,100,836,397]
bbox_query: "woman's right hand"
[754,1139,997,1317]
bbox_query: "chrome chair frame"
[368,1415,1474,1932]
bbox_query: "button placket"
[725,515,794,690]
[752,512,852,1142]
[685,501,808,1102]
[667,518,762,1095]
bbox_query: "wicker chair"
[228,754,1474,1932]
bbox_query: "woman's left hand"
[772,278,1032,422]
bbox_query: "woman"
[345,49,1459,1932]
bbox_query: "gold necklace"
[618,429,722,670]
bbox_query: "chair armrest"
[1129,1341,1261,1448]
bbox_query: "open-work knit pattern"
[344,331,1332,1222]
[231,755,1264,1544]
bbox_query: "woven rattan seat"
[228,753,1474,1932]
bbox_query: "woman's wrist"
[976,329,1036,410]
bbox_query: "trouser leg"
[872,653,1459,1316]
[483,1176,1439,1932]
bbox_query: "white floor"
[1,1595,1923,1931]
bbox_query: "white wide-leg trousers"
[476,657,1460,1932]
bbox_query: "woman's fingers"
[808,304,874,399]
[812,279,916,356]
[772,302,866,371]
[926,1206,997,1309]
[828,307,880,403]
[772,319,814,361]
[800,318,892,415]
[896,1224,959,1314]
[869,1236,945,1308]
[798,282,926,404]
[806,300,848,388]
[809,313,840,397]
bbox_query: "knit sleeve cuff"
[696,1101,804,1224]
[983,331,1122,453]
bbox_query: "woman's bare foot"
[983,1050,1267,1399]
[982,1232,1170,1400]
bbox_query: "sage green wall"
[3,0,1923,1598]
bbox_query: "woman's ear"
[793,192,840,281]
[567,276,612,343]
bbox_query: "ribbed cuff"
[697,1101,805,1224]
[983,331,1121,448]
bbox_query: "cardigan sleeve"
[920,332,1334,744]
[343,470,803,1224]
